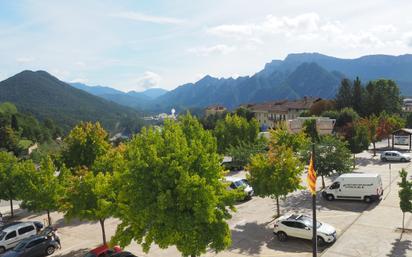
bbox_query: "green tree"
[398,169,412,233]
[61,170,116,245]
[226,139,267,169]
[315,135,353,188]
[112,115,237,257]
[348,123,370,168]
[19,156,67,226]
[336,79,353,110]
[364,79,402,116]
[269,126,310,155]
[61,122,110,170]
[303,119,319,143]
[0,151,21,217]
[214,114,259,153]
[352,77,364,115]
[247,146,303,217]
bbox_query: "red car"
[84,244,122,257]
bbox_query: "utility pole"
[312,143,317,257]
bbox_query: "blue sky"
[1,0,412,92]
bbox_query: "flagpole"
[312,143,317,257]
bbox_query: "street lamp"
[287,117,335,257]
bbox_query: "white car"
[380,151,411,162]
[273,214,336,245]
[0,222,38,253]
[225,177,254,200]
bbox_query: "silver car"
[380,151,411,162]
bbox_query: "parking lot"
[1,142,412,257]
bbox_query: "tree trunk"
[47,210,51,226]
[276,196,280,218]
[99,219,107,245]
[402,212,405,233]
[321,175,325,189]
[9,198,14,217]
[373,142,376,156]
[353,153,356,169]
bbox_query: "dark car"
[109,252,138,257]
[2,235,58,257]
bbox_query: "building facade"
[248,98,321,129]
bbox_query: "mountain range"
[69,53,412,112]
[70,82,167,110]
[0,70,143,133]
[1,53,412,126]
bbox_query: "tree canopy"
[247,145,303,217]
[61,122,110,169]
[214,114,259,153]
[112,115,237,257]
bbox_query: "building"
[403,99,412,112]
[248,97,321,129]
[205,105,227,117]
[287,117,336,135]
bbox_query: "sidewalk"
[322,168,412,257]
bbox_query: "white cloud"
[70,78,88,83]
[16,57,35,63]
[404,32,412,47]
[110,12,184,25]
[188,44,236,56]
[133,71,162,89]
[208,13,401,50]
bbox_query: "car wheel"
[401,158,406,162]
[46,246,55,255]
[317,236,326,246]
[0,246,5,254]
[381,157,387,162]
[277,231,288,242]
[364,196,372,203]
[326,194,334,201]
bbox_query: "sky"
[1,0,412,92]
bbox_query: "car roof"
[1,222,34,233]
[383,150,401,153]
[90,245,110,254]
[339,173,380,178]
[225,177,245,182]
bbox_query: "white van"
[0,222,37,253]
[322,173,383,203]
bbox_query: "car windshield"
[0,231,5,240]
[297,215,321,228]
[234,180,247,188]
[13,240,29,252]
[84,253,97,257]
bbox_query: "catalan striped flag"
[307,154,317,195]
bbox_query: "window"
[26,238,46,248]
[294,222,307,229]
[330,182,340,190]
[18,225,35,235]
[282,221,295,228]
[5,231,17,240]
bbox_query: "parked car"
[1,221,43,233]
[380,151,411,162]
[2,235,59,257]
[84,244,122,257]
[322,173,383,203]
[109,252,138,257]
[0,222,38,253]
[225,177,254,200]
[273,214,336,246]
